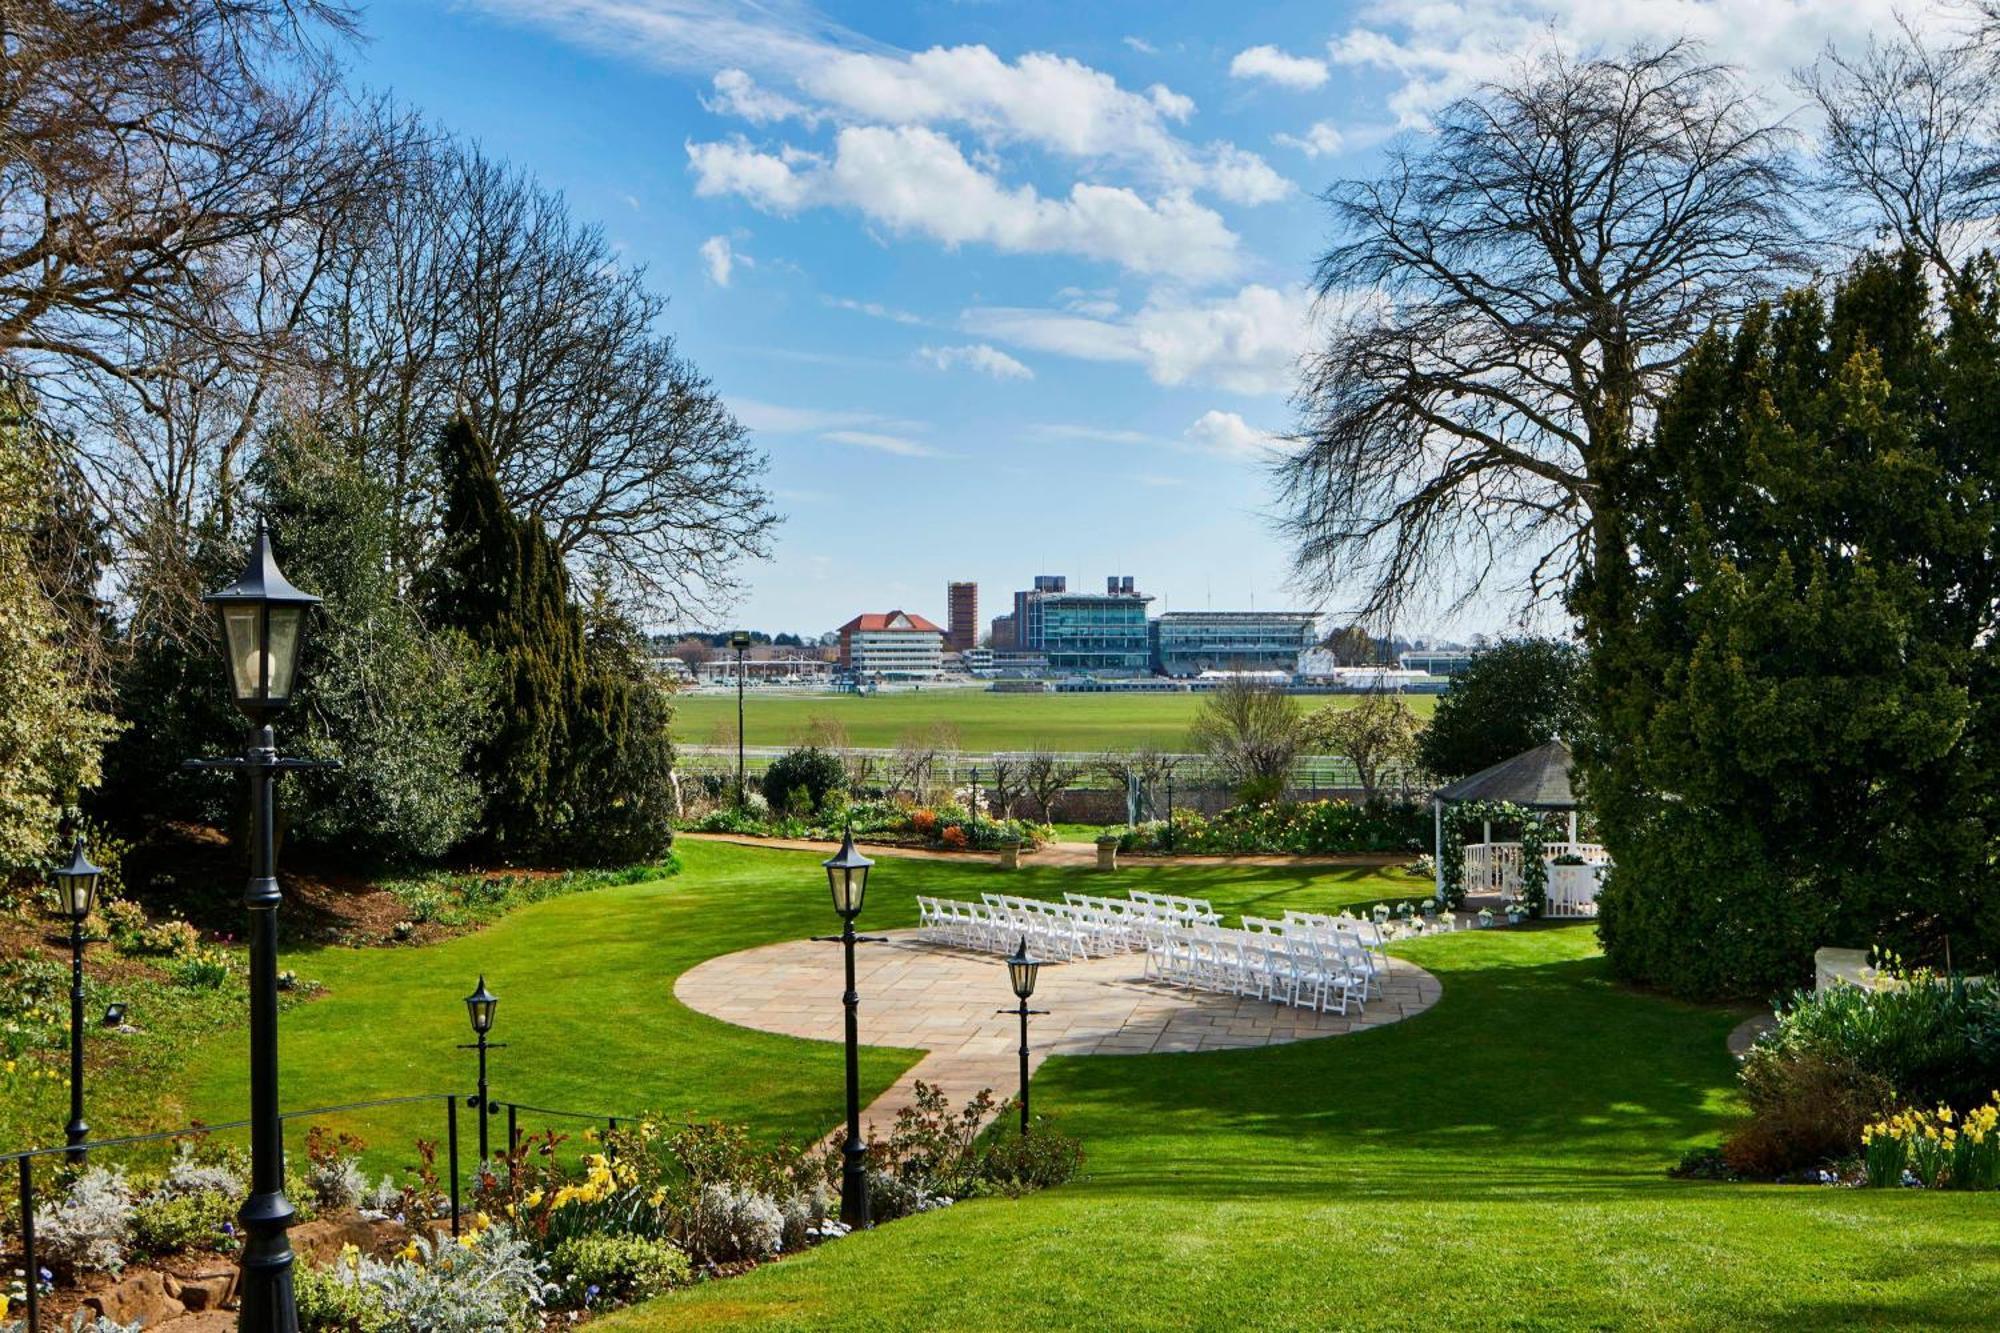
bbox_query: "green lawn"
[137,844,2000,1328]
[671,688,1437,752]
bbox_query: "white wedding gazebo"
[1429,739,1610,917]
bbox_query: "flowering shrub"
[168,946,235,990]
[689,798,1039,851]
[1863,1096,2000,1189]
[1121,799,1428,857]
[127,917,201,959]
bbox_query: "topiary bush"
[761,746,846,816]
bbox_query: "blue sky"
[348,0,1927,638]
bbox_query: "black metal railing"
[3,1091,644,1332]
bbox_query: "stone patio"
[675,931,1442,1136]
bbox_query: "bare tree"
[303,143,778,614]
[1188,679,1301,803]
[1092,745,1182,821]
[1019,747,1082,824]
[0,2,364,386]
[888,722,960,803]
[1276,43,1802,625]
[985,756,1024,819]
[1802,19,2000,286]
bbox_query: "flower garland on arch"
[1439,800,1559,912]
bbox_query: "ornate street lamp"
[459,977,506,1163]
[729,630,752,807]
[1000,938,1048,1136]
[185,522,333,1333]
[52,837,101,1163]
[815,828,882,1228]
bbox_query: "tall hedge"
[426,418,674,863]
[1588,253,2000,998]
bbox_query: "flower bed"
[1714,960,2000,1181]
[1116,800,1428,857]
[7,1088,1083,1330]
[689,798,1044,854]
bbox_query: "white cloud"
[1184,409,1280,459]
[698,234,743,285]
[470,5,1277,209]
[1230,44,1330,90]
[687,136,813,211]
[1123,35,1159,55]
[823,428,942,457]
[1032,422,1156,445]
[918,343,1034,380]
[734,400,919,434]
[1274,120,1345,158]
[1328,0,1956,130]
[965,283,1316,394]
[1147,83,1195,122]
[1208,144,1293,204]
[824,295,926,325]
[687,125,1242,280]
[703,68,817,125]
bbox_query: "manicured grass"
[159,848,1427,1164]
[672,688,1436,752]
[108,845,2000,1328]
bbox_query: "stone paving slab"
[675,930,1442,1138]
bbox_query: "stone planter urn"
[998,840,1021,870]
[1095,835,1120,872]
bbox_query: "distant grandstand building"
[836,610,946,678]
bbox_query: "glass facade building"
[1150,611,1320,677]
[1015,575,1154,673]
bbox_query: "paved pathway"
[676,930,1441,1138]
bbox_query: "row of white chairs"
[1145,923,1375,1015]
[916,889,1221,960]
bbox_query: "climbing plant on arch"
[1439,800,1560,913]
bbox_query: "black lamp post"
[459,977,504,1162]
[815,828,882,1229]
[1000,938,1047,1136]
[52,837,101,1163]
[186,522,331,1333]
[730,630,752,807]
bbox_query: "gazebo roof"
[1432,739,1578,809]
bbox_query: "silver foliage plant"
[156,1144,246,1201]
[35,1167,134,1276]
[333,1225,553,1333]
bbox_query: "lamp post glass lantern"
[819,828,878,1228]
[53,838,101,1162]
[1003,938,1046,1136]
[463,977,501,1162]
[192,523,326,1333]
[730,629,752,807]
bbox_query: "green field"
[672,688,1438,752]
[125,843,2000,1329]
